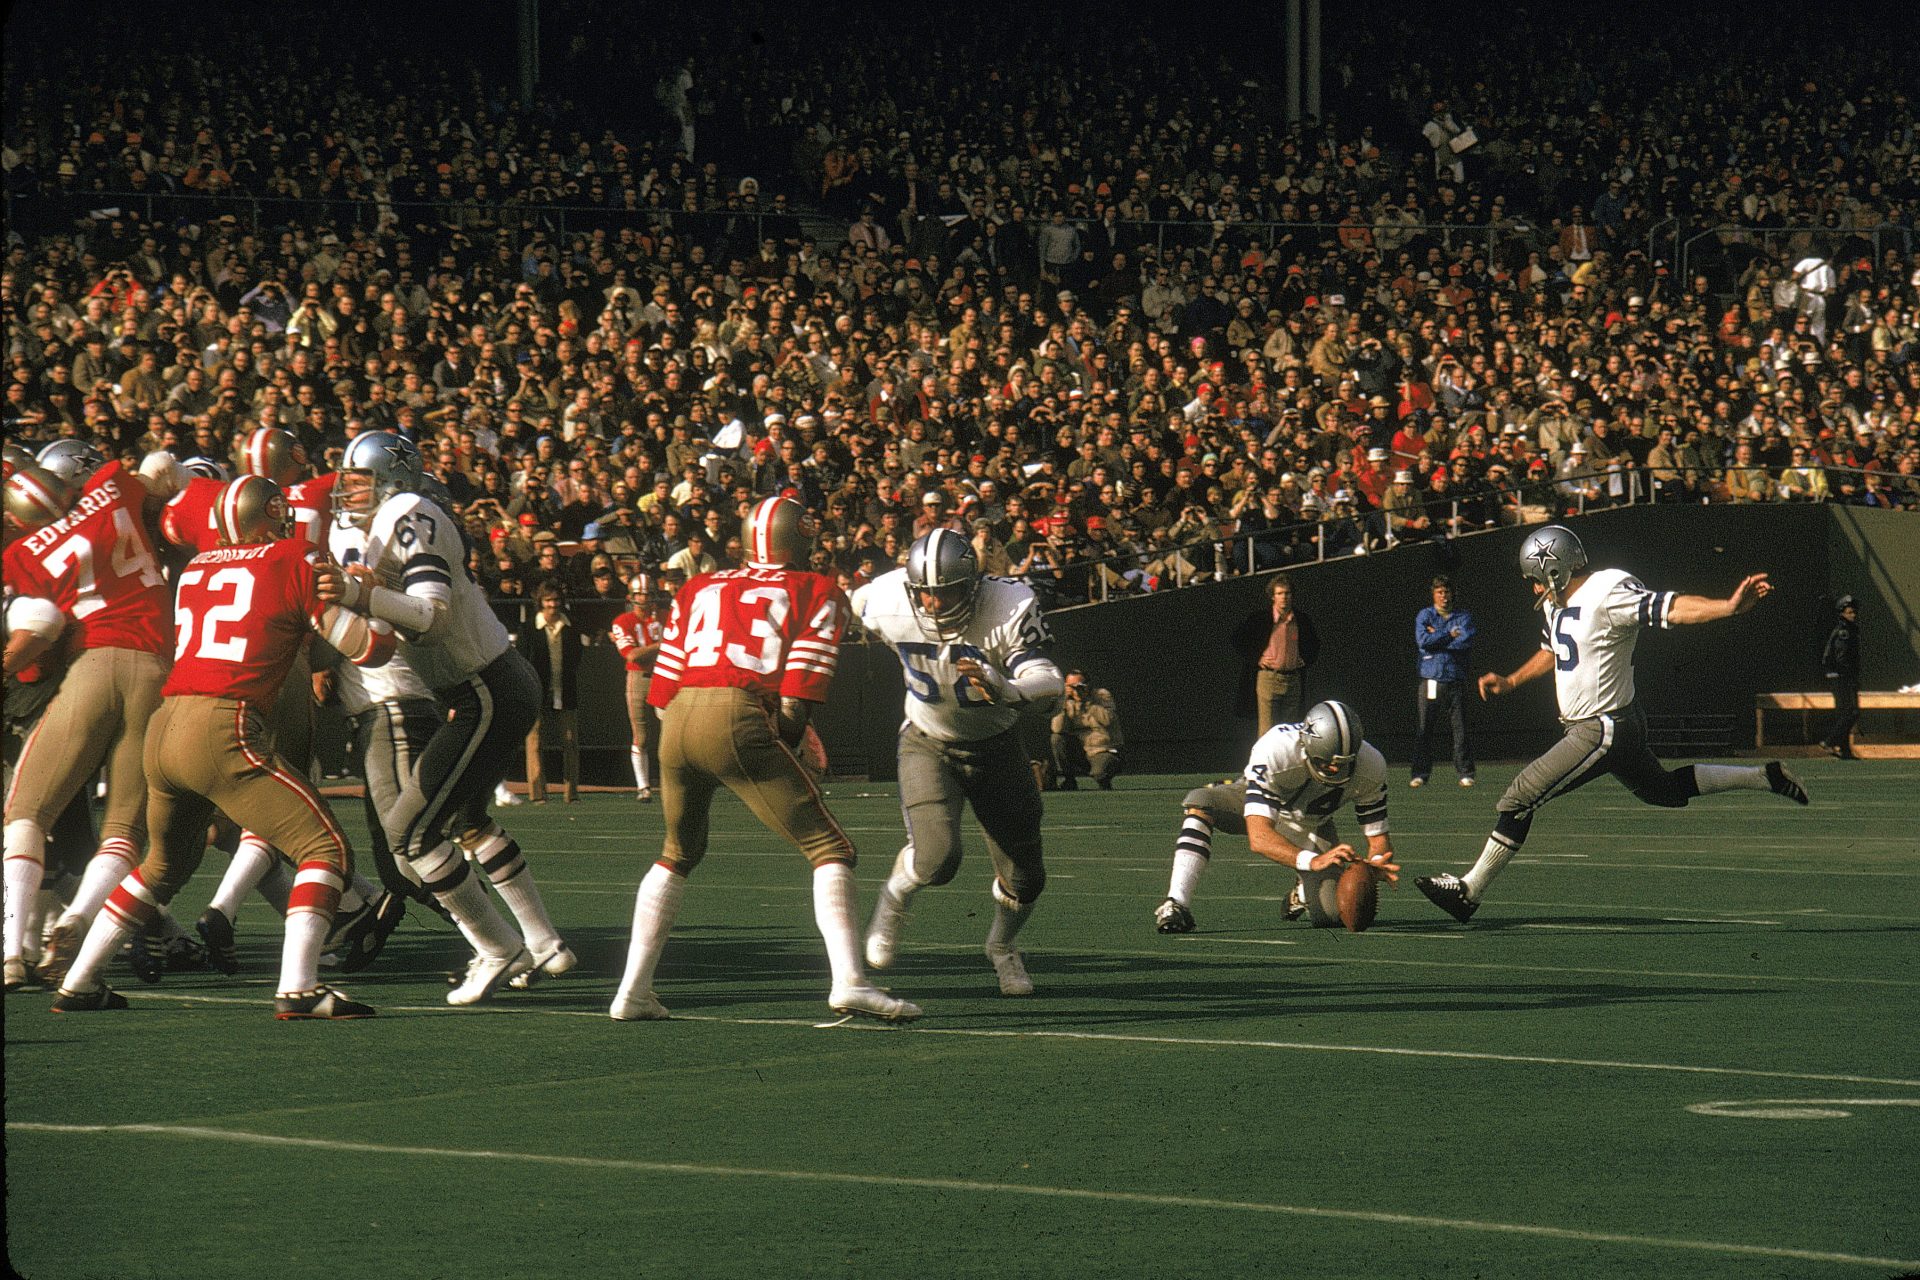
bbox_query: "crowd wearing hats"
[5,3,1918,615]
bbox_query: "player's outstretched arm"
[1479,647,1554,700]
[1667,572,1772,625]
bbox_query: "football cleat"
[37,917,82,985]
[985,943,1034,997]
[1154,897,1196,934]
[334,892,406,974]
[323,896,376,955]
[508,941,578,989]
[52,984,129,1013]
[4,956,32,992]
[864,883,912,969]
[1282,884,1307,922]
[127,930,164,985]
[636,787,654,804]
[1415,873,1480,923]
[164,934,207,971]
[274,985,376,1020]
[829,984,923,1023]
[609,989,670,1021]
[1765,761,1810,806]
[447,948,534,1006]
[196,908,240,974]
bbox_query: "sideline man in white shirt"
[1416,525,1809,923]
[1154,699,1401,934]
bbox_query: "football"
[1337,861,1379,932]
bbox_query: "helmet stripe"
[1327,700,1353,755]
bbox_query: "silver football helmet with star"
[1300,700,1364,785]
[1518,524,1587,602]
[339,430,423,526]
[905,528,980,637]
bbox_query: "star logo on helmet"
[1528,542,1558,571]
[1299,718,1321,744]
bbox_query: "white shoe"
[1408,777,1426,789]
[864,883,911,970]
[985,944,1034,996]
[609,989,670,1021]
[508,941,577,989]
[829,983,922,1022]
[446,948,534,1006]
[494,784,524,807]
[1459,777,1476,789]
[636,787,654,804]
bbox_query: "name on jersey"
[187,544,278,566]
[20,478,126,555]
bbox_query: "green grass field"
[6,761,1918,1279]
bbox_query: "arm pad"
[1005,657,1065,705]
[137,450,188,499]
[367,584,446,637]
[313,605,397,668]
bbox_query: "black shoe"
[1057,777,1078,791]
[1765,761,1810,805]
[1154,897,1196,934]
[1415,873,1480,923]
[52,984,129,1013]
[196,908,240,974]
[323,897,375,955]
[335,892,406,974]
[127,930,164,985]
[164,935,207,972]
[274,985,376,1020]
[1096,776,1114,790]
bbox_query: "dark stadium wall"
[535,505,1915,785]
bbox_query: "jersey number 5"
[1551,606,1582,672]
[174,567,257,661]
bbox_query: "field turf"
[6,761,1917,1279]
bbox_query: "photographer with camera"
[1050,670,1124,791]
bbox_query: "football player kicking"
[316,432,571,1005]
[1415,525,1809,923]
[51,476,395,1017]
[610,496,918,1022]
[856,528,1064,996]
[1154,700,1401,934]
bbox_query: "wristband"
[1293,849,1318,872]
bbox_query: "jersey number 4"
[680,584,840,675]
[174,566,257,661]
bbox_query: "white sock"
[62,839,139,927]
[466,830,560,953]
[1166,814,1213,904]
[615,863,686,1005]
[208,836,277,920]
[884,843,927,909]
[5,844,47,962]
[630,746,651,791]
[25,887,58,961]
[278,909,330,995]
[986,879,1035,952]
[256,856,294,914]
[1461,833,1520,900]
[811,862,864,990]
[63,911,133,994]
[1691,763,1767,794]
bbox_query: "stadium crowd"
[6,3,1918,617]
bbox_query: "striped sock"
[414,842,520,958]
[62,837,140,928]
[1461,832,1521,900]
[1166,815,1213,905]
[614,862,686,1007]
[66,869,160,993]
[466,829,559,953]
[280,860,344,994]
[986,878,1035,951]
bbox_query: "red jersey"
[162,539,331,703]
[160,475,224,554]
[284,472,337,548]
[2,460,170,656]
[649,566,846,708]
[610,609,664,673]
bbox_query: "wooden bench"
[1754,691,1920,757]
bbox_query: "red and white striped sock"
[61,837,140,928]
[64,868,161,993]
[280,859,343,995]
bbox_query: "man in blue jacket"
[1410,575,1477,788]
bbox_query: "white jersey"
[1242,723,1390,838]
[1541,568,1673,722]
[355,491,510,691]
[854,570,1059,742]
[326,515,436,714]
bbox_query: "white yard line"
[6,1122,1911,1271]
[88,991,1920,1087]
